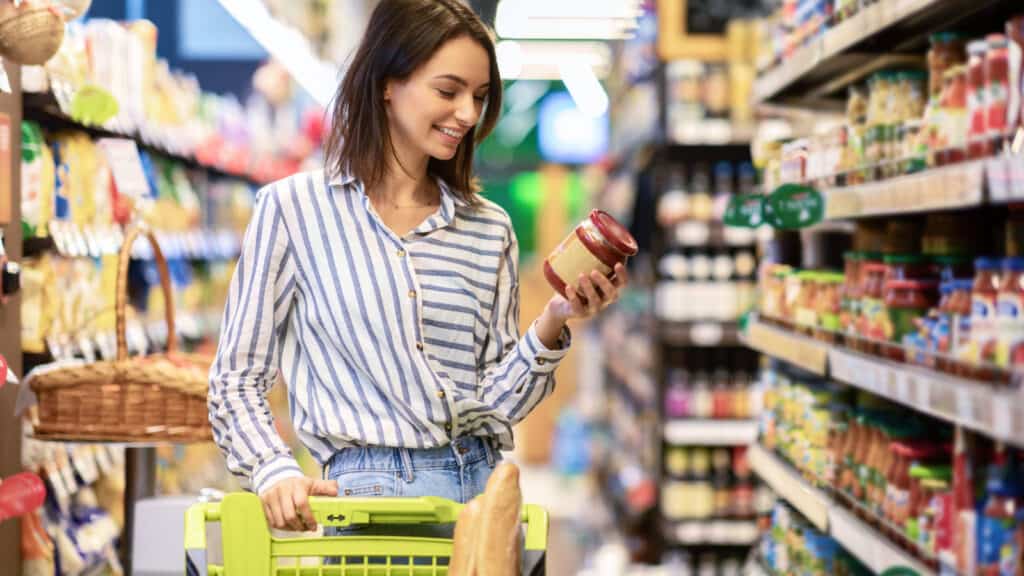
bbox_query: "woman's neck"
[371,149,437,208]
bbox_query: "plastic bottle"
[978,461,1021,576]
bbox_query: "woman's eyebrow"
[433,74,489,89]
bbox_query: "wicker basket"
[0,1,65,66]
[29,226,213,443]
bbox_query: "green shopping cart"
[184,492,548,575]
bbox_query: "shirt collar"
[328,169,466,233]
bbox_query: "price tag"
[956,387,975,424]
[97,138,151,200]
[894,371,911,402]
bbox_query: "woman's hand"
[545,263,630,324]
[260,476,339,532]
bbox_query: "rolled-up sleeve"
[477,225,570,424]
[208,186,301,494]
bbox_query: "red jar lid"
[589,210,638,256]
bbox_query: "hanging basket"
[0,1,65,66]
[29,226,213,443]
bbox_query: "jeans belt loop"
[483,437,496,468]
[398,447,415,484]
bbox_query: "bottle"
[690,163,714,222]
[712,161,735,221]
[692,352,714,418]
[977,455,1021,576]
[657,165,689,227]
[665,362,692,419]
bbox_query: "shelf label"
[992,397,1013,439]
[956,387,975,425]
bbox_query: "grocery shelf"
[743,320,828,376]
[664,419,759,446]
[748,444,829,531]
[753,0,1019,104]
[823,160,987,219]
[23,91,269,186]
[666,520,760,546]
[744,318,1024,448]
[829,506,933,575]
[749,444,936,576]
[659,321,741,348]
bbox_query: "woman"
[208,0,628,533]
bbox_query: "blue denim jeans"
[323,436,500,541]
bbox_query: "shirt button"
[408,290,417,298]
[444,423,452,431]
[396,249,406,258]
[416,342,424,351]
[436,389,446,399]
[537,358,547,365]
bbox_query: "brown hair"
[324,0,502,203]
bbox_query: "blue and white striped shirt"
[208,170,570,494]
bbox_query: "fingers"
[312,479,339,496]
[278,487,305,532]
[564,284,588,317]
[577,274,601,314]
[292,484,316,532]
[612,263,629,288]
[591,271,618,304]
[262,493,284,530]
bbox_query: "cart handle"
[184,493,549,570]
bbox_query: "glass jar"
[928,32,967,100]
[886,280,940,362]
[544,209,638,297]
[1008,17,1024,138]
[996,257,1024,368]
[860,261,889,350]
[970,257,1001,376]
[986,34,1010,149]
[967,40,991,160]
[842,252,862,334]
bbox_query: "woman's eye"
[437,89,455,99]
[474,95,486,103]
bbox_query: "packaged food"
[1008,16,1024,139]
[968,40,992,159]
[544,210,638,298]
[859,260,889,347]
[986,34,1011,149]
[996,257,1024,368]
[841,252,863,333]
[939,65,970,166]
[886,280,940,356]
[970,257,1002,370]
[929,33,968,100]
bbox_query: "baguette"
[474,462,522,576]
[450,497,480,576]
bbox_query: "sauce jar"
[842,252,863,334]
[860,261,889,351]
[1008,17,1024,138]
[996,257,1024,368]
[885,279,940,347]
[929,32,967,100]
[544,210,638,297]
[970,257,1001,375]
[985,34,1010,149]
[967,40,991,160]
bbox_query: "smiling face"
[384,35,492,164]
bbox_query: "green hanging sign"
[69,85,119,126]
[723,193,765,228]
[764,183,824,229]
